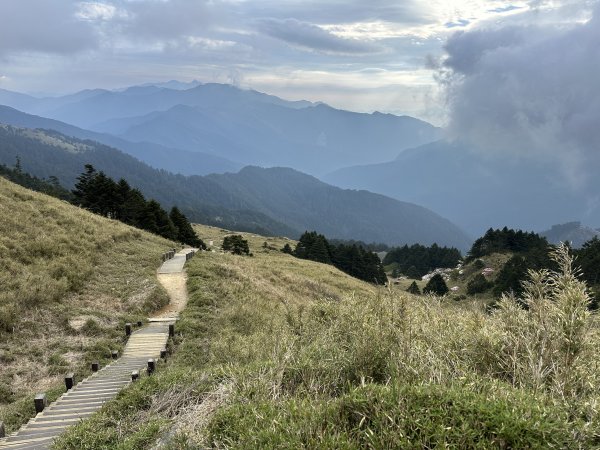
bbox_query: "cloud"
[442,1,600,187]
[0,0,98,56]
[115,0,213,40]
[258,18,383,54]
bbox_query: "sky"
[0,0,596,125]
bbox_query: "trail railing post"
[147,358,155,375]
[137,320,143,327]
[160,348,167,359]
[91,362,99,372]
[125,323,132,336]
[169,323,175,337]
[131,370,139,382]
[65,373,75,390]
[111,350,119,360]
[34,393,47,414]
[0,421,5,438]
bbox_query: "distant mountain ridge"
[324,140,600,236]
[0,124,472,249]
[540,222,600,248]
[0,83,441,175]
[0,104,242,175]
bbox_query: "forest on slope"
[0,124,472,249]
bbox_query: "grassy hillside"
[0,124,472,249]
[55,226,600,449]
[0,177,175,433]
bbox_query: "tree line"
[463,227,600,307]
[0,159,73,201]
[383,243,461,279]
[72,164,205,248]
[285,231,387,284]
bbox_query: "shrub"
[423,274,449,296]
[406,281,421,295]
[222,235,250,255]
[467,273,493,295]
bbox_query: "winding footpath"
[0,249,193,450]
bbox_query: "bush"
[423,274,449,296]
[406,281,421,295]
[467,274,493,295]
[222,235,250,255]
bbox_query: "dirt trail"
[152,271,189,319]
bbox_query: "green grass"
[53,226,600,449]
[0,177,176,432]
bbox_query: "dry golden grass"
[54,227,600,448]
[0,177,175,432]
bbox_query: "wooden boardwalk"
[0,249,193,450]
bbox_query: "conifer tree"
[423,274,449,296]
[407,281,421,295]
[170,206,205,248]
[222,235,250,255]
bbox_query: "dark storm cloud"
[442,1,600,184]
[257,18,383,55]
[0,0,98,56]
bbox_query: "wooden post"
[125,323,132,336]
[65,373,75,390]
[137,320,143,327]
[111,350,119,360]
[131,370,139,382]
[160,348,167,359]
[0,421,5,438]
[147,358,155,375]
[91,361,99,372]
[34,393,47,413]
[169,323,175,337]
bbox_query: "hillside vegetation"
[0,124,472,249]
[0,177,175,433]
[55,226,600,449]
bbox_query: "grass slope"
[0,177,175,433]
[54,226,600,449]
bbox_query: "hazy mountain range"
[0,124,472,249]
[0,83,440,175]
[1,82,597,240]
[324,140,600,236]
[540,222,600,248]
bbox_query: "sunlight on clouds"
[187,37,238,50]
[323,1,529,40]
[76,2,122,21]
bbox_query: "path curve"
[0,248,195,450]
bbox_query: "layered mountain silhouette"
[0,84,440,175]
[324,140,600,236]
[0,124,471,249]
[0,104,241,176]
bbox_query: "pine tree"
[222,235,250,255]
[407,281,421,295]
[281,243,293,254]
[423,274,449,296]
[493,255,528,297]
[466,273,493,295]
[73,164,97,208]
[170,206,205,248]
